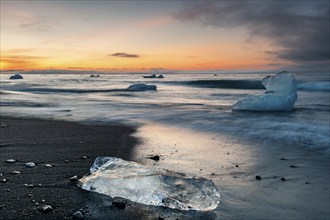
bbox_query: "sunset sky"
[1,1,329,72]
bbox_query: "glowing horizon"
[1,1,329,72]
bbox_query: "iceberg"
[127,84,157,91]
[9,74,23,80]
[78,157,220,211]
[233,71,298,111]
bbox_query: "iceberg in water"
[78,157,220,211]
[233,71,298,111]
[127,83,157,91]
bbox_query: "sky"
[1,0,329,72]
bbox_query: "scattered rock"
[9,74,23,80]
[11,171,21,174]
[41,199,45,203]
[73,210,84,219]
[236,165,239,168]
[64,160,70,163]
[38,184,42,187]
[28,184,34,188]
[148,155,160,161]
[2,178,7,182]
[281,177,286,181]
[6,159,16,163]
[112,201,126,210]
[0,123,7,128]
[255,175,262,180]
[25,162,36,168]
[34,202,40,206]
[81,156,88,159]
[39,205,53,213]
[0,205,3,209]
[6,189,10,192]
[70,175,78,182]
[28,193,32,197]
[45,164,53,168]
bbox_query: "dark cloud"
[111,53,140,58]
[174,1,330,69]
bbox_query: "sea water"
[1,71,329,152]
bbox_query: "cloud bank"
[174,1,330,70]
[111,53,140,58]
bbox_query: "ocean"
[1,71,329,153]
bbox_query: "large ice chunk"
[127,84,157,91]
[78,157,220,211]
[233,71,298,111]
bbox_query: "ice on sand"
[233,71,298,111]
[78,157,220,211]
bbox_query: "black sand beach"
[0,117,139,219]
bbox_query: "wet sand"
[135,123,330,220]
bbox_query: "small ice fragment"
[79,157,220,211]
[25,162,36,168]
[233,71,297,112]
[6,159,16,163]
[127,84,157,91]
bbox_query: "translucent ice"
[233,71,298,111]
[78,157,220,211]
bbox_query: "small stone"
[64,160,70,163]
[112,201,126,210]
[11,171,21,174]
[148,155,160,161]
[1,123,7,127]
[6,189,10,192]
[32,200,36,203]
[28,184,34,188]
[45,164,53,168]
[281,177,286,181]
[236,165,239,168]
[0,205,4,209]
[1,178,7,182]
[280,158,287,160]
[290,165,296,168]
[81,156,88,159]
[26,162,36,168]
[255,175,262,180]
[73,210,84,219]
[305,182,310,184]
[38,184,42,187]
[41,199,45,203]
[70,175,78,182]
[39,205,53,213]
[28,194,32,197]
[6,159,16,163]
[34,202,39,206]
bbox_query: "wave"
[297,81,330,91]
[181,80,264,89]
[15,88,127,94]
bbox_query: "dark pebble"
[305,182,310,184]
[236,165,239,168]
[39,205,53,213]
[70,175,78,182]
[290,165,296,168]
[148,155,160,161]
[281,177,286,181]
[255,175,262,180]
[112,201,126,210]
[73,210,84,219]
